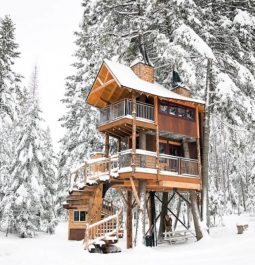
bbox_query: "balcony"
[99,99,154,125]
[70,150,200,191]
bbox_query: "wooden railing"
[102,199,118,216]
[84,209,122,250]
[99,99,154,125]
[70,150,199,190]
[119,149,199,177]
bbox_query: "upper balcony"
[98,99,156,135]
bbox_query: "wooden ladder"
[84,209,122,250]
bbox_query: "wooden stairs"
[84,201,123,253]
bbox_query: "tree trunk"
[136,180,146,246]
[158,192,168,240]
[126,191,133,248]
[174,198,182,230]
[202,58,212,228]
[190,190,203,240]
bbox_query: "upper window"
[159,101,195,121]
[159,102,168,114]
[74,211,86,222]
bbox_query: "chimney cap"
[171,70,190,91]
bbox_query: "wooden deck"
[70,149,201,192]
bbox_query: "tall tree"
[0,67,57,237]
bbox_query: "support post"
[117,138,121,153]
[105,132,109,158]
[127,191,133,248]
[132,92,137,173]
[154,96,160,181]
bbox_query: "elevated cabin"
[86,59,204,191]
[64,59,205,249]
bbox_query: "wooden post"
[105,132,109,158]
[132,92,137,172]
[154,96,160,181]
[117,138,121,153]
[127,191,133,248]
[196,106,202,218]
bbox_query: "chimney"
[131,59,154,83]
[172,86,192,98]
[171,70,192,97]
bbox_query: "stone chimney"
[131,59,154,83]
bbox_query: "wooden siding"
[158,110,197,138]
[69,229,85,241]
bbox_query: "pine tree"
[0,15,21,121]
[0,67,57,237]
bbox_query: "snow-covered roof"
[104,59,204,105]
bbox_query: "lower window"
[74,210,86,222]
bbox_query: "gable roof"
[103,59,204,105]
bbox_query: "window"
[186,108,195,120]
[169,105,177,116]
[74,211,86,222]
[178,107,186,118]
[159,100,195,121]
[159,102,168,114]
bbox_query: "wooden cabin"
[64,59,205,251]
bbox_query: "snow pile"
[1,216,255,265]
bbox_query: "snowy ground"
[1,215,255,265]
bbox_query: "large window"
[159,101,195,121]
[74,211,86,222]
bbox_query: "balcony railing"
[70,150,199,190]
[99,99,154,125]
[119,150,199,177]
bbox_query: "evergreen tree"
[0,67,57,237]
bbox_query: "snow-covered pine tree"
[0,15,23,226]
[0,67,57,237]
[0,15,22,121]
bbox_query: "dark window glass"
[178,107,185,117]
[186,109,194,120]
[160,103,168,114]
[74,211,79,221]
[80,211,86,221]
[169,105,177,116]
[159,143,167,154]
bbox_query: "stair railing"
[84,208,122,250]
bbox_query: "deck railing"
[99,99,154,125]
[70,150,199,190]
[119,150,199,177]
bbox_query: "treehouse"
[64,59,205,252]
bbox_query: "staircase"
[84,201,123,251]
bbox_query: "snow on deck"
[1,215,255,265]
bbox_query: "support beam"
[130,177,140,207]
[154,96,160,182]
[105,132,109,157]
[132,92,137,173]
